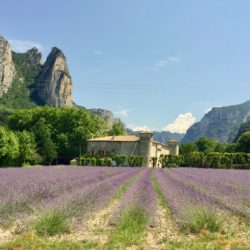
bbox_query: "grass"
[151,169,169,210]
[106,207,148,248]
[33,209,70,236]
[181,208,223,233]
[113,174,137,200]
[0,232,98,250]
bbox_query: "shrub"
[181,208,222,233]
[33,209,70,236]
[150,157,158,168]
[107,207,148,247]
[104,157,112,167]
[70,159,77,166]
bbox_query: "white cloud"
[127,124,151,132]
[115,109,130,117]
[94,50,103,55]
[163,112,196,134]
[8,39,44,53]
[154,56,182,71]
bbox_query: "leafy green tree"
[186,152,204,167]
[8,107,108,164]
[0,126,19,166]
[237,131,250,153]
[32,118,57,165]
[195,137,218,153]
[234,121,250,142]
[108,121,126,136]
[180,143,198,155]
[16,131,37,166]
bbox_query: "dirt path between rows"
[61,199,119,246]
[143,205,178,250]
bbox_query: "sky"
[1,0,250,133]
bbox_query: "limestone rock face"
[182,101,250,143]
[35,47,72,107]
[0,36,15,96]
[89,108,119,126]
[26,47,43,66]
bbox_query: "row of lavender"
[0,166,142,224]
[0,166,249,230]
[156,168,250,222]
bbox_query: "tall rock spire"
[35,47,73,107]
[0,36,15,96]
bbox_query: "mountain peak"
[34,46,72,107]
[0,35,15,96]
[182,100,250,143]
[26,47,43,66]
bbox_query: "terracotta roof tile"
[88,135,139,142]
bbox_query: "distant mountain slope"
[127,129,184,144]
[233,120,250,142]
[182,101,250,143]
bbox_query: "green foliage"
[33,209,70,237]
[113,175,136,200]
[0,126,19,166]
[195,137,219,153]
[181,137,236,157]
[0,80,36,109]
[12,51,42,87]
[0,51,42,110]
[8,107,108,164]
[113,155,127,166]
[108,121,126,136]
[0,234,97,250]
[32,118,57,165]
[180,142,198,155]
[234,121,250,142]
[181,152,250,169]
[237,131,250,153]
[181,208,222,233]
[106,207,148,248]
[15,131,37,166]
[79,155,143,167]
[151,170,169,209]
[159,155,184,168]
[127,156,144,167]
[150,157,158,168]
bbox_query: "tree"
[0,126,19,166]
[237,131,250,153]
[16,131,37,166]
[234,121,250,142]
[195,137,218,153]
[32,118,57,165]
[8,107,108,164]
[108,121,126,136]
[180,143,198,156]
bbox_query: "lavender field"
[0,166,250,249]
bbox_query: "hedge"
[71,155,144,167]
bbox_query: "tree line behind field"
[165,135,250,169]
[0,107,125,167]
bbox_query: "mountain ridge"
[182,100,250,143]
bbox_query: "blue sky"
[1,0,250,132]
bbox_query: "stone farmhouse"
[87,131,179,167]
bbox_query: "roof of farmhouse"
[88,135,140,142]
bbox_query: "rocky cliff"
[88,108,120,126]
[26,47,43,66]
[0,36,15,96]
[35,47,73,107]
[182,101,250,143]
